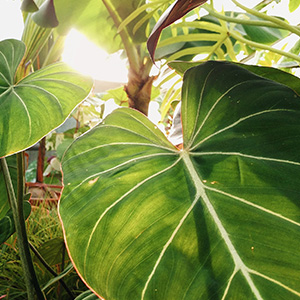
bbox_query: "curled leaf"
[147,0,207,62]
[32,0,59,28]
[20,0,38,12]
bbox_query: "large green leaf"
[54,0,147,53]
[0,39,93,158]
[60,61,300,299]
[169,60,300,96]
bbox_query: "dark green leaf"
[0,156,17,219]
[0,39,93,158]
[21,0,38,12]
[168,60,300,96]
[33,237,67,269]
[32,0,59,28]
[0,201,31,244]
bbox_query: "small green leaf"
[0,201,31,244]
[74,290,99,300]
[42,262,74,291]
[289,0,300,12]
[60,61,300,299]
[0,39,93,158]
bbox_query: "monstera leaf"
[60,61,300,299]
[0,39,93,158]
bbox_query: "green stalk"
[29,242,75,298]
[0,154,45,300]
[203,4,282,28]
[101,0,141,73]
[231,0,300,36]
[229,30,300,63]
[101,0,155,115]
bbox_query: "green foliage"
[0,39,93,158]
[169,60,300,95]
[54,0,148,53]
[0,201,31,245]
[1,0,300,299]
[0,205,87,299]
[289,0,300,11]
[60,61,300,299]
[0,156,17,220]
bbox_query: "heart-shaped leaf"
[60,61,300,299]
[147,0,208,62]
[0,39,93,158]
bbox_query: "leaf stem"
[231,0,300,36]
[203,4,282,28]
[0,154,45,300]
[101,0,141,73]
[29,242,75,298]
[229,30,300,63]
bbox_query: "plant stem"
[203,4,281,28]
[231,0,300,36]
[101,0,155,115]
[101,0,141,73]
[29,242,75,299]
[0,155,45,300]
[229,30,300,63]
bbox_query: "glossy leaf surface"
[0,39,93,158]
[169,60,300,95]
[60,61,300,299]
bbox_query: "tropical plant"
[0,36,93,298]
[1,0,300,299]
[59,1,300,299]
